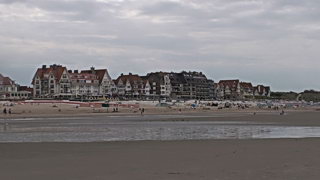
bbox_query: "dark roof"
[169,73,187,84]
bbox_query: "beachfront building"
[0,74,32,100]
[215,79,271,99]
[169,71,214,100]
[217,80,241,100]
[32,65,115,99]
[69,70,100,98]
[114,73,145,99]
[0,73,18,94]
[144,72,172,100]
[32,64,71,98]
[80,67,115,97]
[140,76,151,99]
[240,82,254,97]
[254,85,271,97]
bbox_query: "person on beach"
[3,108,7,114]
[8,108,11,114]
[141,108,145,116]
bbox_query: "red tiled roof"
[81,69,107,83]
[115,74,143,86]
[240,82,253,88]
[70,73,97,81]
[218,79,239,88]
[32,65,67,84]
[0,74,15,86]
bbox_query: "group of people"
[3,108,12,114]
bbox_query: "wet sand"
[1,111,320,179]
[1,139,320,180]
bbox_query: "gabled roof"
[32,65,67,84]
[115,74,143,86]
[81,69,107,84]
[0,73,16,86]
[140,76,150,85]
[219,79,240,88]
[240,82,253,89]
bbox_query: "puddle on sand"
[1,122,320,142]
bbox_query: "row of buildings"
[0,74,32,100]
[1,64,271,100]
[31,64,216,100]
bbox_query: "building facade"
[32,64,71,98]
[168,71,214,100]
[254,85,271,97]
[114,73,145,99]
[217,80,241,100]
[144,72,172,100]
[0,74,31,100]
[32,65,113,99]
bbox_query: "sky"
[0,0,320,92]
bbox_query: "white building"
[32,64,71,98]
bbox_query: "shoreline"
[0,106,318,119]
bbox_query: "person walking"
[3,108,7,114]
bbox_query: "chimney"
[91,67,95,74]
[74,70,78,73]
[50,64,57,69]
[42,65,47,69]
[68,70,72,73]
[121,73,124,76]
[129,72,132,75]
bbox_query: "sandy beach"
[1,106,320,179]
[1,101,319,119]
[1,139,320,180]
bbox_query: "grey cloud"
[0,0,320,91]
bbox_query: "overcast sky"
[0,0,319,91]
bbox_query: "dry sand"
[1,102,318,118]
[1,139,320,180]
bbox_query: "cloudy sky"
[0,0,319,91]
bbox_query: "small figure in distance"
[141,108,145,116]
[8,108,11,114]
[3,108,7,114]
